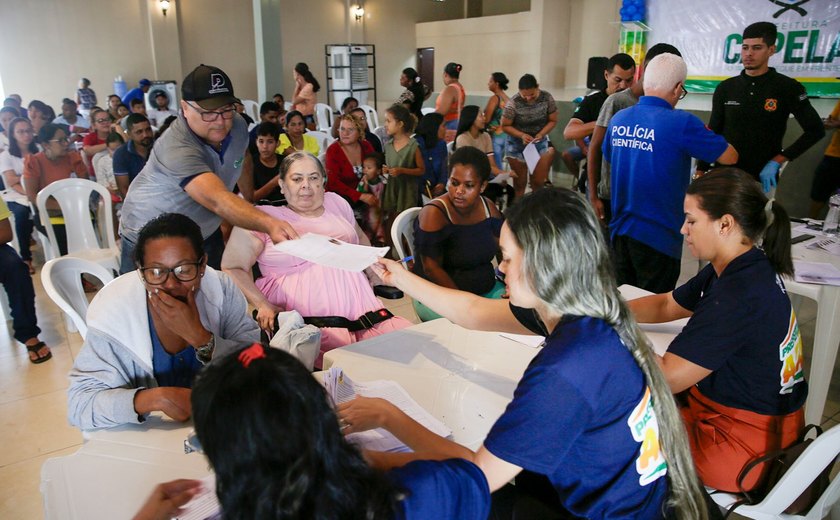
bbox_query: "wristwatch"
[195,333,215,364]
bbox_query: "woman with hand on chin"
[340,188,710,519]
[628,168,806,493]
[67,213,260,430]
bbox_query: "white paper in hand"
[523,141,542,173]
[273,233,389,272]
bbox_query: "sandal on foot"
[26,341,52,364]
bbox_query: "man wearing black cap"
[697,21,824,192]
[118,64,298,273]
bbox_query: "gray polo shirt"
[120,114,248,242]
[594,88,639,199]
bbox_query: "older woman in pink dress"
[222,151,410,366]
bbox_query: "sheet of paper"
[326,367,452,453]
[806,237,840,256]
[490,172,511,185]
[523,141,541,174]
[176,474,221,520]
[793,260,840,286]
[793,222,833,238]
[499,333,544,348]
[273,233,389,272]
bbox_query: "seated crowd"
[2,20,824,519]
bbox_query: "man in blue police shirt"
[604,53,739,293]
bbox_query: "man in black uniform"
[562,53,636,192]
[698,21,824,192]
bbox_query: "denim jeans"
[0,244,40,343]
[491,133,506,170]
[7,201,33,262]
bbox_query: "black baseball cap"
[182,64,240,110]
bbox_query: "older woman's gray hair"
[279,151,327,185]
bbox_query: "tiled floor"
[0,241,837,519]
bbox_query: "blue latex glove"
[759,161,781,192]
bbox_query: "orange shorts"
[680,387,804,492]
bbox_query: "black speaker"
[587,57,609,91]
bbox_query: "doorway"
[416,48,435,92]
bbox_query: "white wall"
[416,0,621,95]
[417,12,536,95]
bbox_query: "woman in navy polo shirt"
[629,168,806,493]
[341,188,710,519]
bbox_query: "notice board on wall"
[647,0,840,97]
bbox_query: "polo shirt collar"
[638,96,673,109]
[739,67,776,83]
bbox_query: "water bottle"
[823,192,840,236]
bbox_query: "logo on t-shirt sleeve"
[627,386,668,486]
[779,309,804,395]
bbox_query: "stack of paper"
[324,367,452,452]
[794,260,840,286]
[273,233,389,272]
[175,474,221,520]
[806,237,840,256]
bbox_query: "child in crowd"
[381,104,424,250]
[357,152,386,245]
[92,132,125,236]
[414,112,448,200]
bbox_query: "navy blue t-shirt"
[669,248,807,415]
[485,311,670,519]
[604,96,729,259]
[390,458,490,519]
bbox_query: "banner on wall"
[647,0,840,97]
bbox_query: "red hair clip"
[238,343,266,368]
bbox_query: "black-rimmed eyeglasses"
[139,262,202,285]
[679,86,688,100]
[186,102,236,122]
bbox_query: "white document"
[523,141,541,173]
[325,367,451,452]
[793,260,840,286]
[175,474,221,520]
[806,237,840,256]
[490,172,511,185]
[499,333,544,348]
[273,233,389,272]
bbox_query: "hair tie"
[764,198,775,230]
[414,77,420,83]
[238,343,266,368]
[456,65,462,72]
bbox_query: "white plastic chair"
[359,104,379,129]
[709,424,840,519]
[284,101,293,112]
[446,141,455,156]
[314,103,334,132]
[421,107,435,116]
[390,207,422,261]
[240,99,259,122]
[305,130,331,153]
[41,257,114,338]
[36,178,120,273]
[373,125,390,147]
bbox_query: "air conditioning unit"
[328,45,370,107]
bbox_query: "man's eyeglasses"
[186,102,236,122]
[49,137,69,144]
[139,262,202,285]
[679,86,688,100]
